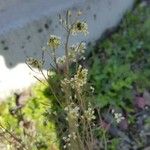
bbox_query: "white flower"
[63,145,67,149]
[72,132,77,140]
[71,65,88,92]
[84,103,96,122]
[48,70,56,78]
[90,86,95,93]
[111,109,115,114]
[26,57,43,69]
[56,56,66,65]
[64,103,80,120]
[77,10,82,16]
[71,21,88,36]
[63,137,67,141]
[47,35,61,49]
[61,78,70,88]
[114,113,125,123]
[68,42,86,62]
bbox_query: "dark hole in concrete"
[1,40,5,44]
[27,35,31,40]
[87,6,91,10]
[3,46,9,50]
[93,14,97,20]
[44,23,49,29]
[9,62,13,66]
[38,28,43,33]
[21,45,25,49]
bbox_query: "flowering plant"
[26,10,97,150]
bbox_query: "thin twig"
[0,123,28,150]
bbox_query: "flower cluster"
[24,10,97,150]
[90,86,95,93]
[47,35,61,49]
[64,103,80,121]
[56,42,86,66]
[56,55,66,65]
[114,113,124,123]
[68,42,86,62]
[112,110,125,123]
[62,132,77,149]
[47,70,56,78]
[71,21,88,36]
[71,65,88,92]
[26,57,43,69]
[61,78,70,91]
[82,103,95,122]
[61,65,88,93]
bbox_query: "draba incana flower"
[62,132,77,149]
[56,55,66,65]
[68,42,86,62]
[26,57,43,69]
[71,21,88,36]
[47,35,61,49]
[70,42,86,54]
[47,70,56,78]
[61,78,70,87]
[64,103,80,127]
[90,86,95,93]
[64,103,80,120]
[56,42,86,65]
[71,65,88,92]
[114,113,125,123]
[82,103,96,122]
[77,10,82,16]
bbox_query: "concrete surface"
[0,0,135,100]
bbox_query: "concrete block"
[0,0,134,100]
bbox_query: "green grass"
[0,83,59,150]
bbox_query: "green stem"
[65,31,70,77]
[52,47,59,72]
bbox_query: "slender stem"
[33,75,47,86]
[75,41,84,70]
[39,68,49,83]
[0,123,28,150]
[52,47,59,72]
[65,10,71,77]
[65,31,70,77]
[102,131,107,150]
[88,122,94,149]
[76,131,85,150]
[46,50,57,70]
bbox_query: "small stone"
[119,119,128,130]
[143,91,150,106]
[134,96,146,109]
